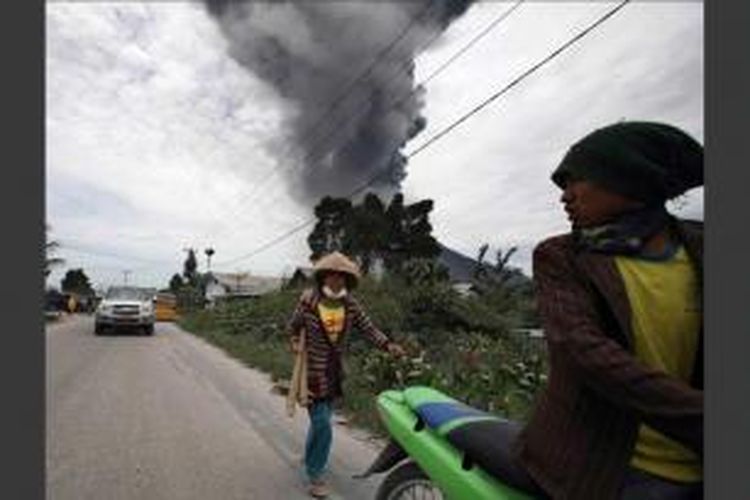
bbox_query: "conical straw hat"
[313,251,361,285]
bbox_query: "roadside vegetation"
[179,265,546,434]
[178,192,547,435]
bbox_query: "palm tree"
[45,225,64,277]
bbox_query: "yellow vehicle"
[154,292,178,322]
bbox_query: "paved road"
[46,315,385,500]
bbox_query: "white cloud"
[46,3,309,288]
[404,1,703,272]
[46,2,703,289]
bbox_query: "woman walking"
[287,251,404,498]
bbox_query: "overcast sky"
[46,1,703,290]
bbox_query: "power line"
[406,0,630,160]
[215,219,315,268]
[421,0,525,87]
[216,2,519,236]
[49,4,442,266]
[212,3,517,268]
[80,3,434,253]
[214,0,630,268]
[282,0,525,196]
[204,1,438,242]
[352,0,631,191]
[297,1,437,149]
[213,2,523,255]
[59,241,175,269]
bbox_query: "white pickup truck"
[95,286,155,335]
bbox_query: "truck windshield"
[105,287,148,300]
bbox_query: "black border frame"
[2,0,45,497]
[704,0,750,498]
[2,1,746,498]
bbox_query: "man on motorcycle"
[287,251,405,498]
[511,121,704,499]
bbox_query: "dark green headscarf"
[552,121,703,204]
[552,121,703,255]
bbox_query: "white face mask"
[322,285,348,300]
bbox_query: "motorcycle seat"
[403,386,501,435]
[413,399,495,432]
[403,387,524,486]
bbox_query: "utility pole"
[123,270,131,285]
[205,247,215,272]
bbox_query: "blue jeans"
[305,399,333,481]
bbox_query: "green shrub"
[179,276,547,436]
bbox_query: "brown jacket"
[287,289,391,400]
[515,219,703,499]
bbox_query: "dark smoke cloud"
[203,0,474,203]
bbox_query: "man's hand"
[387,342,406,358]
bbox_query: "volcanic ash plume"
[203,0,474,203]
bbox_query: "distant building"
[205,272,282,306]
[451,282,474,297]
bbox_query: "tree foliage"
[45,225,64,277]
[307,192,441,274]
[383,194,440,273]
[169,274,184,293]
[472,244,537,326]
[179,268,546,432]
[61,268,94,295]
[349,194,389,274]
[307,197,354,260]
[183,248,198,286]
[473,245,519,292]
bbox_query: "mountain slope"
[437,244,477,283]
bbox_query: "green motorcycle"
[358,386,537,500]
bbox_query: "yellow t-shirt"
[615,246,702,482]
[317,301,345,343]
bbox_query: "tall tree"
[168,274,184,293]
[307,197,354,261]
[384,194,440,272]
[45,225,64,277]
[61,268,94,295]
[183,248,198,286]
[403,199,440,260]
[307,192,442,272]
[472,244,526,295]
[384,193,407,271]
[349,193,388,273]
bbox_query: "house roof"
[209,272,282,296]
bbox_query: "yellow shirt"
[317,301,345,343]
[615,246,702,482]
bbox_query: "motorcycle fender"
[353,439,408,479]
